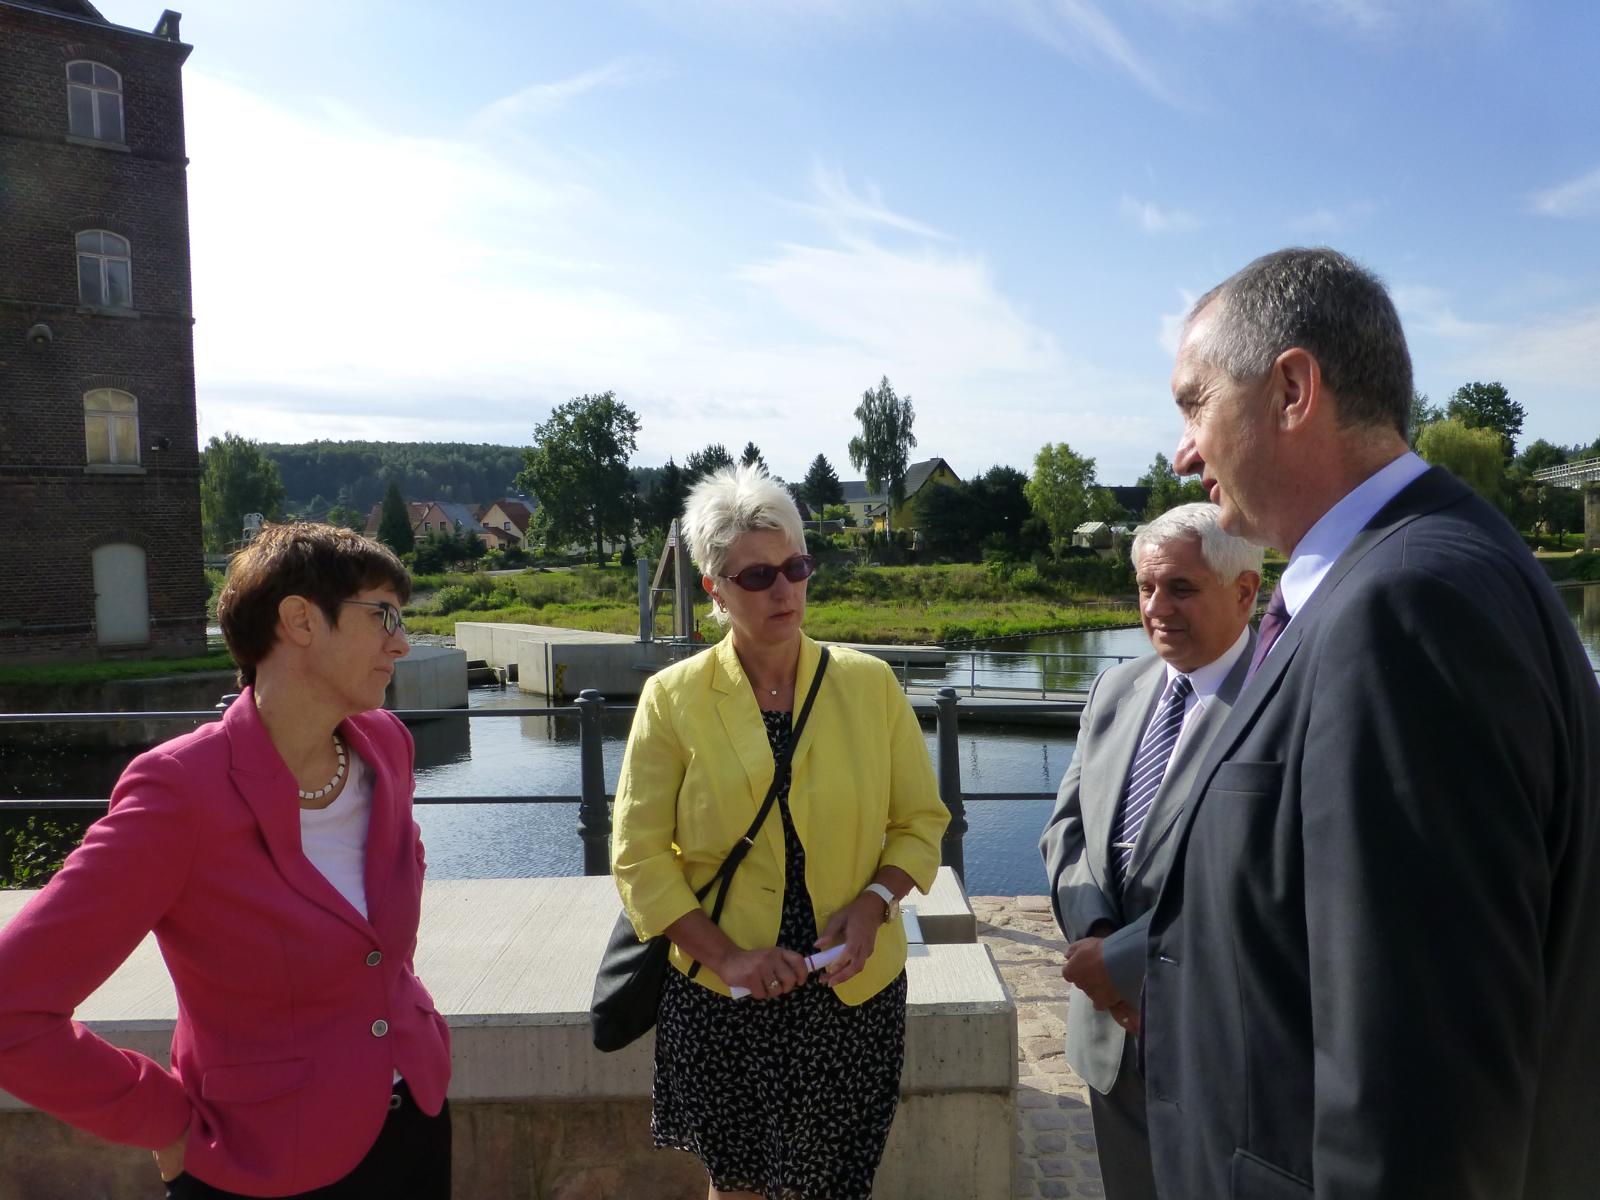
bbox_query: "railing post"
[576,689,611,876]
[934,686,968,884]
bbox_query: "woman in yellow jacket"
[612,464,949,1200]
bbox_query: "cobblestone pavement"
[973,895,1106,1200]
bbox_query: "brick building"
[0,1,206,662]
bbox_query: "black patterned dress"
[652,709,909,1200]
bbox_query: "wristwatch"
[863,882,899,924]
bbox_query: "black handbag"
[590,649,830,1052]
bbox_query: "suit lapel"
[1165,468,1467,862]
[224,690,372,935]
[1128,631,1256,880]
[711,638,785,863]
[1082,659,1165,876]
[342,715,395,927]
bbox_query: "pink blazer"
[0,690,451,1196]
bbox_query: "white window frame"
[66,61,124,143]
[76,229,133,308]
[84,388,140,466]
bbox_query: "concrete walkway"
[974,895,1106,1199]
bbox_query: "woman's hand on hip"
[153,1125,188,1182]
[814,893,886,987]
[718,946,809,999]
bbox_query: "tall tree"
[1137,452,1208,518]
[799,454,844,512]
[1515,439,1568,476]
[516,391,641,565]
[739,441,767,472]
[645,458,687,535]
[1446,381,1524,458]
[1416,419,1505,503]
[1024,442,1098,554]
[199,433,287,552]
[848,376,917,531]
[376,479,415,553]
[684,443,735,484]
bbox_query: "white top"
[1163,624,1252,755]
[1276,450,1430,622]
[300,749,374,919]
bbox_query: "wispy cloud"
[1158,288,1199,355]
[998,0,1184,107]
[1391,284,1496,342]
[799,164,951,240]
[1529,166,1600,219]
[471,58,662,130]
[1121,196,1200,234]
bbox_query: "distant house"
[418,501,485,539]
[363,501,429,539]
[839,457,961,532]
[477,497,536,549]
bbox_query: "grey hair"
[680,463,805,581]
[1132,502,1263,587]
[1186,247,1413,437]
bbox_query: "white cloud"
[798,164,951,241]
[998,0,1184,106]
[1286,199,1377,234]
[1158,287,1199,355]
[1391,284,1495,342]
[1121,195,1201,234]
[1462,306,1600,393]
[470,58,662,131]
[1529,166,1600,219]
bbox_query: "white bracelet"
[863,882,896,911]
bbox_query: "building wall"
[0,3,204,661]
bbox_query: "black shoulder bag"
[590,648,830,1052]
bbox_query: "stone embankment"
[975,894,1106,1199]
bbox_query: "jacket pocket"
[200,1058,314,1104]
[1231,1149,1311,1199]
[1210,760,1283,797]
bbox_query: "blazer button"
[366,950,383,967]
[371,1019,389,1037]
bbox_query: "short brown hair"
[218,523,411,687]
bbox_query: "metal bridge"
[1531,456,1600,487]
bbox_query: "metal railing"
[1,688,1075,885]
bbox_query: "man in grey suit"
[1040,501,1261,1200]
[1145,247,1600,1198]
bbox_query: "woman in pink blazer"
[0,524,452,1198]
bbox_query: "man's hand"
[1062,935,1126,1012]
[1109,1001,1141,1035]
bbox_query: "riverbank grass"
[0,653,235,687]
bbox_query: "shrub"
[1570,551,1600,582]
[433,584,478,614]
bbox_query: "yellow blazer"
[612,634,949,1004]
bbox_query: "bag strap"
[686,647,830,978]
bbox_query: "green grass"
[0,653,236,687]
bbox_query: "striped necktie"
[1111,673,1194,891]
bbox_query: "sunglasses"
[718,554,818,592]
[342,599,406,635]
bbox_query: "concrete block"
[914,865,978,944]
[386,644,468,711]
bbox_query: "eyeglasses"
[718,554,817,592]
[342,599,405,635]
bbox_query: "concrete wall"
[386,644,469,711]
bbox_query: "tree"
[1516,439,1569,476]
[324,502,365,533]
[1024,443,1098,554]
[376,480,415,553]
[1137,452,1208,519]
[516,391,641,566]
[1087,488,1128,525]
[1407,391,1443,449]
[1416,419,1505,503]
[643,458,687,536]
[684,443,734,484]
[848,376,917,531]
[739,441,767,472]
[970,465,1036,556]
[799,454,845,512]
[199,433,287,552]
[916,480,979,557]
[1446,381,1524,458]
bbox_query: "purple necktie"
[1246,587,1291,681]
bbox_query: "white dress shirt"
[1163,624,1252,756]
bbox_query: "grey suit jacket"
[1144,467,1600,1199]
[1039,635,1253,1093]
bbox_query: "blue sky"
[98,0,1600,485]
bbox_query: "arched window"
[66,61,124,142]
[76,230,132,308]
[84,388,139,465]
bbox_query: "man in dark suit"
[1041,501,1261,1200]
[1145,246,1600,1199]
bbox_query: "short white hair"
[680,464,804,580]
[1131,502,1263,585]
